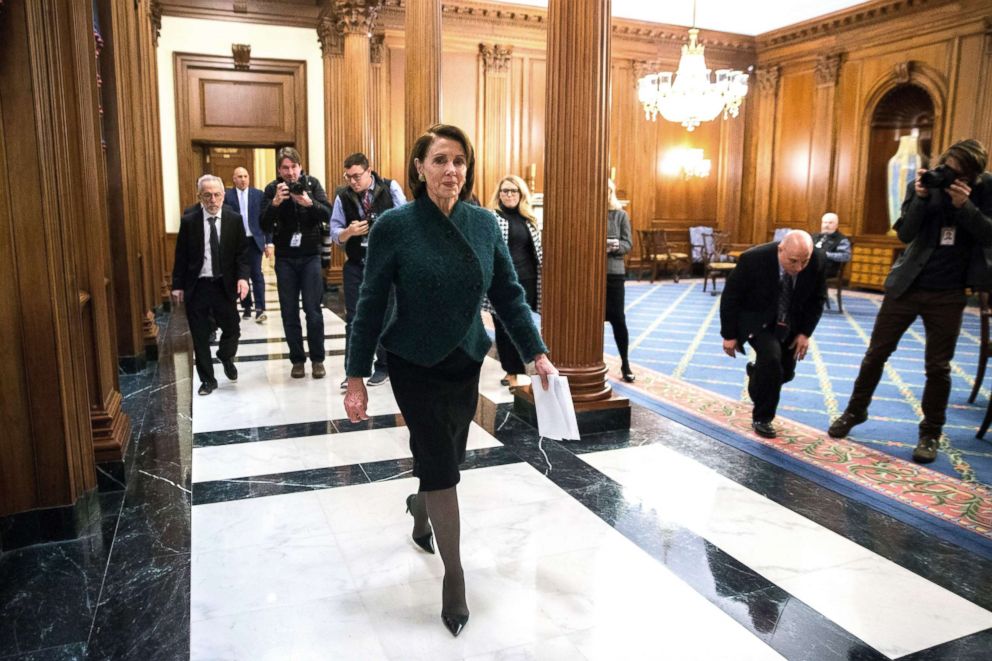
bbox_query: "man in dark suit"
[172,175,250,396]
[225,167,272,322]
[720,231,827,438]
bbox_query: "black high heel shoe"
[441,611,469,637]
[405,494,435,554]
[621,366,635,383]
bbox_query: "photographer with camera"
[331,152,407,389]
[261,146,332,379]
[829,139,992,463]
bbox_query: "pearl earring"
[418,173,426,182]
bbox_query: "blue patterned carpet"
[604,279,992,487]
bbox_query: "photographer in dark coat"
[260,146,332,379]
[829,139,992,464]
[720,231,827,439]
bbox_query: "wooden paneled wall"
[744,0,992,242]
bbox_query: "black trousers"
[343,259,390,373]
[605,273,630,367]
[186,278,240,385]
[845,288,966,436]
[747,329,797,423]
[493,277,538,374]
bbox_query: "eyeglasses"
[343,171,367,182]
[499,188,520,195]
[199,192,224,199]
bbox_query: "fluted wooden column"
[807,53,843,228]
[369,32,385,168]
[1,0,104,526]
[539,0,626,418]
[320,15,347,286]
[404,0,441,156]
[749,66,780,244]
[479,44,513,203]
[336,0,378,157]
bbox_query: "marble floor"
[3,281,992,659]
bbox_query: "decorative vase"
[886,129,922,230]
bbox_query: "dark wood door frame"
[173,52,307,210]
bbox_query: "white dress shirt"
[199,206,222,279]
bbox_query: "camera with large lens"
[920,164,959,189]
[361,212,376,249]
[278,175,310,196]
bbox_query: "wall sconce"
[660,147,711,179]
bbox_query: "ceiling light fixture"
[637,0,749,131]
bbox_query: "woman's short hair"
[607,179,623,211]
[277,146,302,167]
[407,124,475,201]
[488,175,537,227]
[940,139,987,181]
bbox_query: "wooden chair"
[636,228,690,283]
[702,231,736,295]
[824,259,851,314]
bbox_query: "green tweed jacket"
[346,195,549,377]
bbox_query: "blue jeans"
[275,254,325,364]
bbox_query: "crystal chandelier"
[637,2,749,132]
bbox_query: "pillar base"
[143,310,159,361]
[119,354,148,374]
[0,490,101,552]
[512,385,631,435]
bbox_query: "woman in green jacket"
[343,124,557,637]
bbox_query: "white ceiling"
[497,1,873,36]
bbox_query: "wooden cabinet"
[850,236,903,291]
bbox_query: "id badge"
[940,227,956,246]
[290,232,302,248]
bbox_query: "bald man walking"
[720,231,828,438]
[225,167,271,322]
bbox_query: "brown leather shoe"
[312,362,326,379]
[291,363,306,379]
[912,436,939,463]
[827,410,868,438]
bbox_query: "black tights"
[606,274,630,369]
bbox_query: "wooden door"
[205,146,254,189]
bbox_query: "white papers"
[530,374,581,441]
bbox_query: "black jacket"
[172,207,250,299]
[720,241,827,346]
[260,173,332,258]
[885,172,992,298]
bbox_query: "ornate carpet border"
[605,355,992,547]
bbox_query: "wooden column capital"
[334,0,380,36]
[815,53,844,87]
[479,43,513,75]
[318,16,344,57]
[756,65,780,96]
[149,0,161,46]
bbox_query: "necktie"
[208,216,220,277]
[362,188,374,218]
[239,190,249,234]
[775,273,793,340]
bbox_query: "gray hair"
[197,174,224,192]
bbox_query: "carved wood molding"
[370,32,385,64]
[232,43,251,70]
[335,0,381,36]
[318,16,343,57]
[757,0,946,50]
[150,0,162,46]
[756,65,780,95]
[815,52,844,86]
[479,43,512,75]
[893,60,912,83]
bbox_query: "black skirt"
[388,348,483,491]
